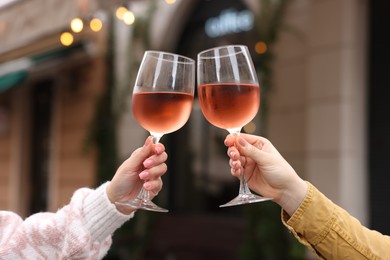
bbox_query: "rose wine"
[198,83,260,130]
[132,91,193,134]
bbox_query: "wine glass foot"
[116,198,168,213]
[219,194,272,208]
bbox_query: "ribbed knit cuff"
[83,182,134,242]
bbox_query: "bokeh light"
[60,32,74,46]
[165,0,176,4]
[90,18,103,32]
[70,18,84,33]
[255,41,267,54]
[123,11,135,25]
[116,6,128,20]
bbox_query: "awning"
[0,43,87,94]
[0,70,29,93]
[0,57,32,93]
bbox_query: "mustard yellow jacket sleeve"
[282,182,390,259]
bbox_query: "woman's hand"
[225,134,307,216]
[107,137,168,214]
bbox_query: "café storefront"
[0,0,380,258]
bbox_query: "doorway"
[28,79,54,214]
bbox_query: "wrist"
[84,183,133,241]
[106,183,137,215]
[278,179,308,216]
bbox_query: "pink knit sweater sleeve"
[0,182,133,259]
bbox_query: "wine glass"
[197,45,272,207]
[116,51,195,212]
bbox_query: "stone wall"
[271,0,368,224]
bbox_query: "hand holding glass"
[116,51,195,212]
[197,45,272,207]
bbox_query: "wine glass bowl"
[197,82,260,134]
[197,45,272,207]
[132,91,194,141]
[116,51,195,212]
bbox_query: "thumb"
[126,137,154,169]
[235,136,269,165]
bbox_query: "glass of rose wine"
[116,51,195,212]
[197,45,272,207]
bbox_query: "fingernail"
[229,151,235,157]
[139,170,149,179]
[144,137,152,147]
[154,145,163,154]
[143,158,153,167]
[143,182,152,190]
[238,137,247,147]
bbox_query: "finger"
[140,163,167,180]
[238,133,268,148]
[224,134,237,147]
[143,178,163,194]
[152,142,165,155]
[148,163,168,178]
[229,158,241,169]
[227,146,239,160]
[235,136,269,164]
[239,154,247,166]
[143,152,168,168]
[125,137,155,169]
[230,164,241,177]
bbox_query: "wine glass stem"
[229,129,253,196]
[137,133,163,202]
[239,174,252,195]
[139,186,151,201]
[150,132,163,144]
[152,136,161,144]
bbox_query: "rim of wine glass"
[197,45,249,59]
[145,50,195,64]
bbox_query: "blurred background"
[0,0,388,259]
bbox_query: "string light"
[61,2,138,46]
[165,0,176,4]
[123,10,135,25]
[70,18,84,33]
[90,18,103,32]
[116,6,128,20]
[60,32,74,46]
